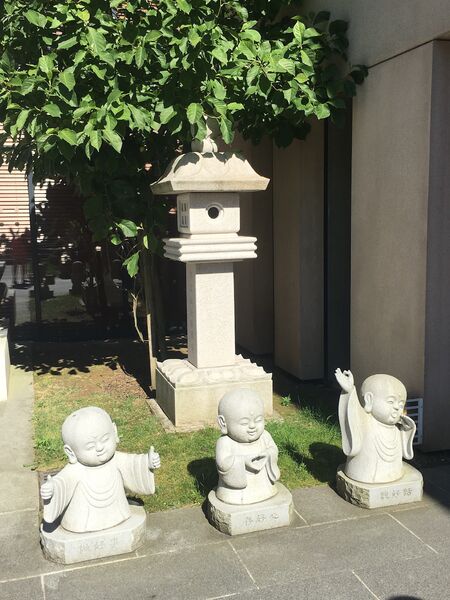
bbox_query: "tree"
[0,0,366,379]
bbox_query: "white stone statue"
[215,389,280,505]
[40,406,161,533]
[335,369,415,484]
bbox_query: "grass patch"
[32,344,344,513]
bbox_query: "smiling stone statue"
[207,389,293,535]
[40,406,160,563]
[335,369,423,508]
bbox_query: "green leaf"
[227,102,244,111]
[86,27,107,56]
[278,59,296,76]
[159,106,176,125]
[145,30,162,42]
[129,105,147,130]
[58,36,78,50]
[91,65,106,80]
[219,117,233,145]
[212,80,226,100]
[123,252,139,277]
[304,28,321,39]
[117,219,138,237]
[301,50,313,67]
[241,29,261,43]
[74,105,93,119]
[43,104,61,117]
[175,0,192,14]
[59,68,76,91]
[315,103,331,119]
[16,109,30,130]
[89,130,102,151]
[246,65,259,86]
[186,103,202,125]
[211,47,227,64]
[188,29,201,47]
[293,21,305,43]
[103,128,122,152]
[110,234,121,246]
[59,129,78,146]
[135,45,147,68]
[38,55,54,77]
[78,9,90,23]
[24,10,47,28]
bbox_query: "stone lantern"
[151,126,273,428]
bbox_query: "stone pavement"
[1,365,449,600]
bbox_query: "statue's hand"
[245,453,268,473]
[148,446,161,470]
[40,474,54,501]
[398,415,415,431]
[335,368,355,393]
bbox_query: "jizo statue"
[40,406,161,533]
[335,369,416,484]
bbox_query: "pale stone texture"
[207,389,291,534]
[41,505,146,564]
[152,134,273,428]
[336,463,423,509]
[156,364,272,428]
[0,333,10,401]
[187,263,235,368]
[335,369,416,485]
[208,483,293,535]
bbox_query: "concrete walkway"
[0,365,449,600]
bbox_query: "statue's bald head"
[218,389,264,422]
[361,374,406,400]
[61,407,118,467]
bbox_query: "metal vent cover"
[406,398,423,445]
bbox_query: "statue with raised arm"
[40,406,161,563]
[335,369,423,508]
[207,389,293,535]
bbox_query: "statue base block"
[336,463,423,509]
[40,505,146,564]
[156,357,272,429]
[207,482,293,535]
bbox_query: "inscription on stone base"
[336,462,423,509]
[40,505,146,564]
[207,482,293,535]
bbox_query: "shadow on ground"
[187,457,218,497]
[284,442,345,484]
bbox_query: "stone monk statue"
[40,406,161,533]
[335,369,416,484]
[215,389,280,505]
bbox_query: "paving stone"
[231,570,375,599]
[0,510,55,580]
[0,470,39,513]
[355,553,450,600]
[292,485,372,524]
[390,503,450,553]
[44,542,255,600]
[142,505,226,555]
[0,577,43,600]
[230,513,432,588]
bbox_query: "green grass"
[33,359,344,513]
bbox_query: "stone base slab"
[336,463,423,509]
[207,482,293,535]
[40,505,146,564]
[156,357,272,429]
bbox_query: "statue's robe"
[43,451,155,533]
[339,388,416,484]
[216,431,280,505]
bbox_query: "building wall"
[350,43,433,395]
[273,121,324,380]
